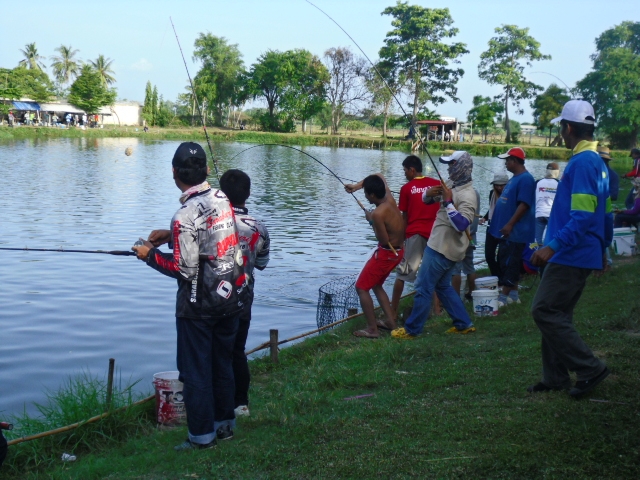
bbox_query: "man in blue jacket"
[529,100,613,398]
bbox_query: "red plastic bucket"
[152,371,186,426]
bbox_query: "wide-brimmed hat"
[497,147,526,162]
[491,173,509,185]
[598,147,612,160]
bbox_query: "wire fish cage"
[316,274,360,330]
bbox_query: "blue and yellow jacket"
[545,141,614,269]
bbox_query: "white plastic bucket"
[613,228,637,256]
[475,276,499,290]
[152,371,186,426]
[471,289,499,316]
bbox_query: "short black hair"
[173,158,208,185]
[561,119,595,139]
[402,155,423,172]
[219,169,251,205]
[363,175,386,200]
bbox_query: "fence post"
[106,358,115,411]
[269,329,279,364]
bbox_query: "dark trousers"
[232,296,253,407]
[484,232,501,277]
[614,213,640,228]
[176,314,239,444]
[531,263,605,386]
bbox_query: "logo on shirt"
[216,280,233,299]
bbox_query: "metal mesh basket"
[315,274,360,330]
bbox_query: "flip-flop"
[352,329,379,339]
[376,321,393,331]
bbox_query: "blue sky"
[2,0,636,122]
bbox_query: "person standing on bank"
[529,100,613,398]
[219,169,270,418]
[391,151,477,339]
[489,147,536,307]
[623,148,640,209]
[132,142,248,450]
[534,163,560,245]
[390,155,440,322]
[480,173,509,277]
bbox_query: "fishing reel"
[0,422,12,468]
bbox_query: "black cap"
[630,148,640,157]
[172,142,207,168]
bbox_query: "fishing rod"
[170,17,220,181]
[305,0,445,184]
[0,247,136,256]
[228,143,400,194]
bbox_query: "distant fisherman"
[345,175,405,339]
[529,100,613,398]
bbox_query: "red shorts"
[355,246,404,290]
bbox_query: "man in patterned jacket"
[219,169,270,418]
[133,142,248,451]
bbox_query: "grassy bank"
[1,125,634,163]
[3,257,639,479]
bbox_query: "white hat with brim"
[439,151,468,164]
[551,100,596,125]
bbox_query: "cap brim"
[439,156,454,164]
[496,153,510,159]
[550,116,562,124]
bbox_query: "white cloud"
[131,59,152,71]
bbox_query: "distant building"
[521,124,537,134]
[415,116,459,141]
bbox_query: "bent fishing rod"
[228,143,399,194]
[170,17,220,181]
[0,247,136,256]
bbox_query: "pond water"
[0,138,558,416]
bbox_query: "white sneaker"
[507,297,521,305]
[234,405,250,417]
[497,300,507,309]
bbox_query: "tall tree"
[323,47,368,134]
[531,84,570,146]
[68,64,116,113]
[192,34,246,126]
[577,21,640,148]
[50,45,81,87]
[89,55,116,86]
[379,2,468,126]
[0,67,55,102]
[151,85,159,126]
[18,43,46,71]
[467,95,504,141]
[142,81,154,125]
[478,24,550,143]
[365,61,405,137]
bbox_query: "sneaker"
[391,327,416,339]
[216,424,234,441]
[497,300,507,309]
[527,382,568,393]
[507,297,521,305]
[446,326,476,334]
[570,367,610,398]
[174,438,216,451]
[234,405,250,417]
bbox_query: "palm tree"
[89,55,116,86]
[18,43,46,70]
[50,45,81,86]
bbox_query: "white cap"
[439,151,467,164]
[551,100,596,125]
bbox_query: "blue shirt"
[606,164,619,201]
[546,141,614,269]
[489,170,536,243]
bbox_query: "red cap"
[497,147,526,161]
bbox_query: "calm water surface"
[0,138,558,416]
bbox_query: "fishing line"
[228,143,399,194]
[305,0,446,184]
[0,247,136,256]
[170,17,220,181]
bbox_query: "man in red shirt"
[390,155,441,322]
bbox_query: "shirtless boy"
[345,174,405,338]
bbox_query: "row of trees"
[0,42,117,115]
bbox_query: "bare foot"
[352,329,379,339]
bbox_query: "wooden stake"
[106,358,115,411]
[269,329,279,364]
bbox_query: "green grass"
[2,258,639,479]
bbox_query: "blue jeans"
[176,314,239,444]
[535,217,548,245]
[405,246,473,335]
